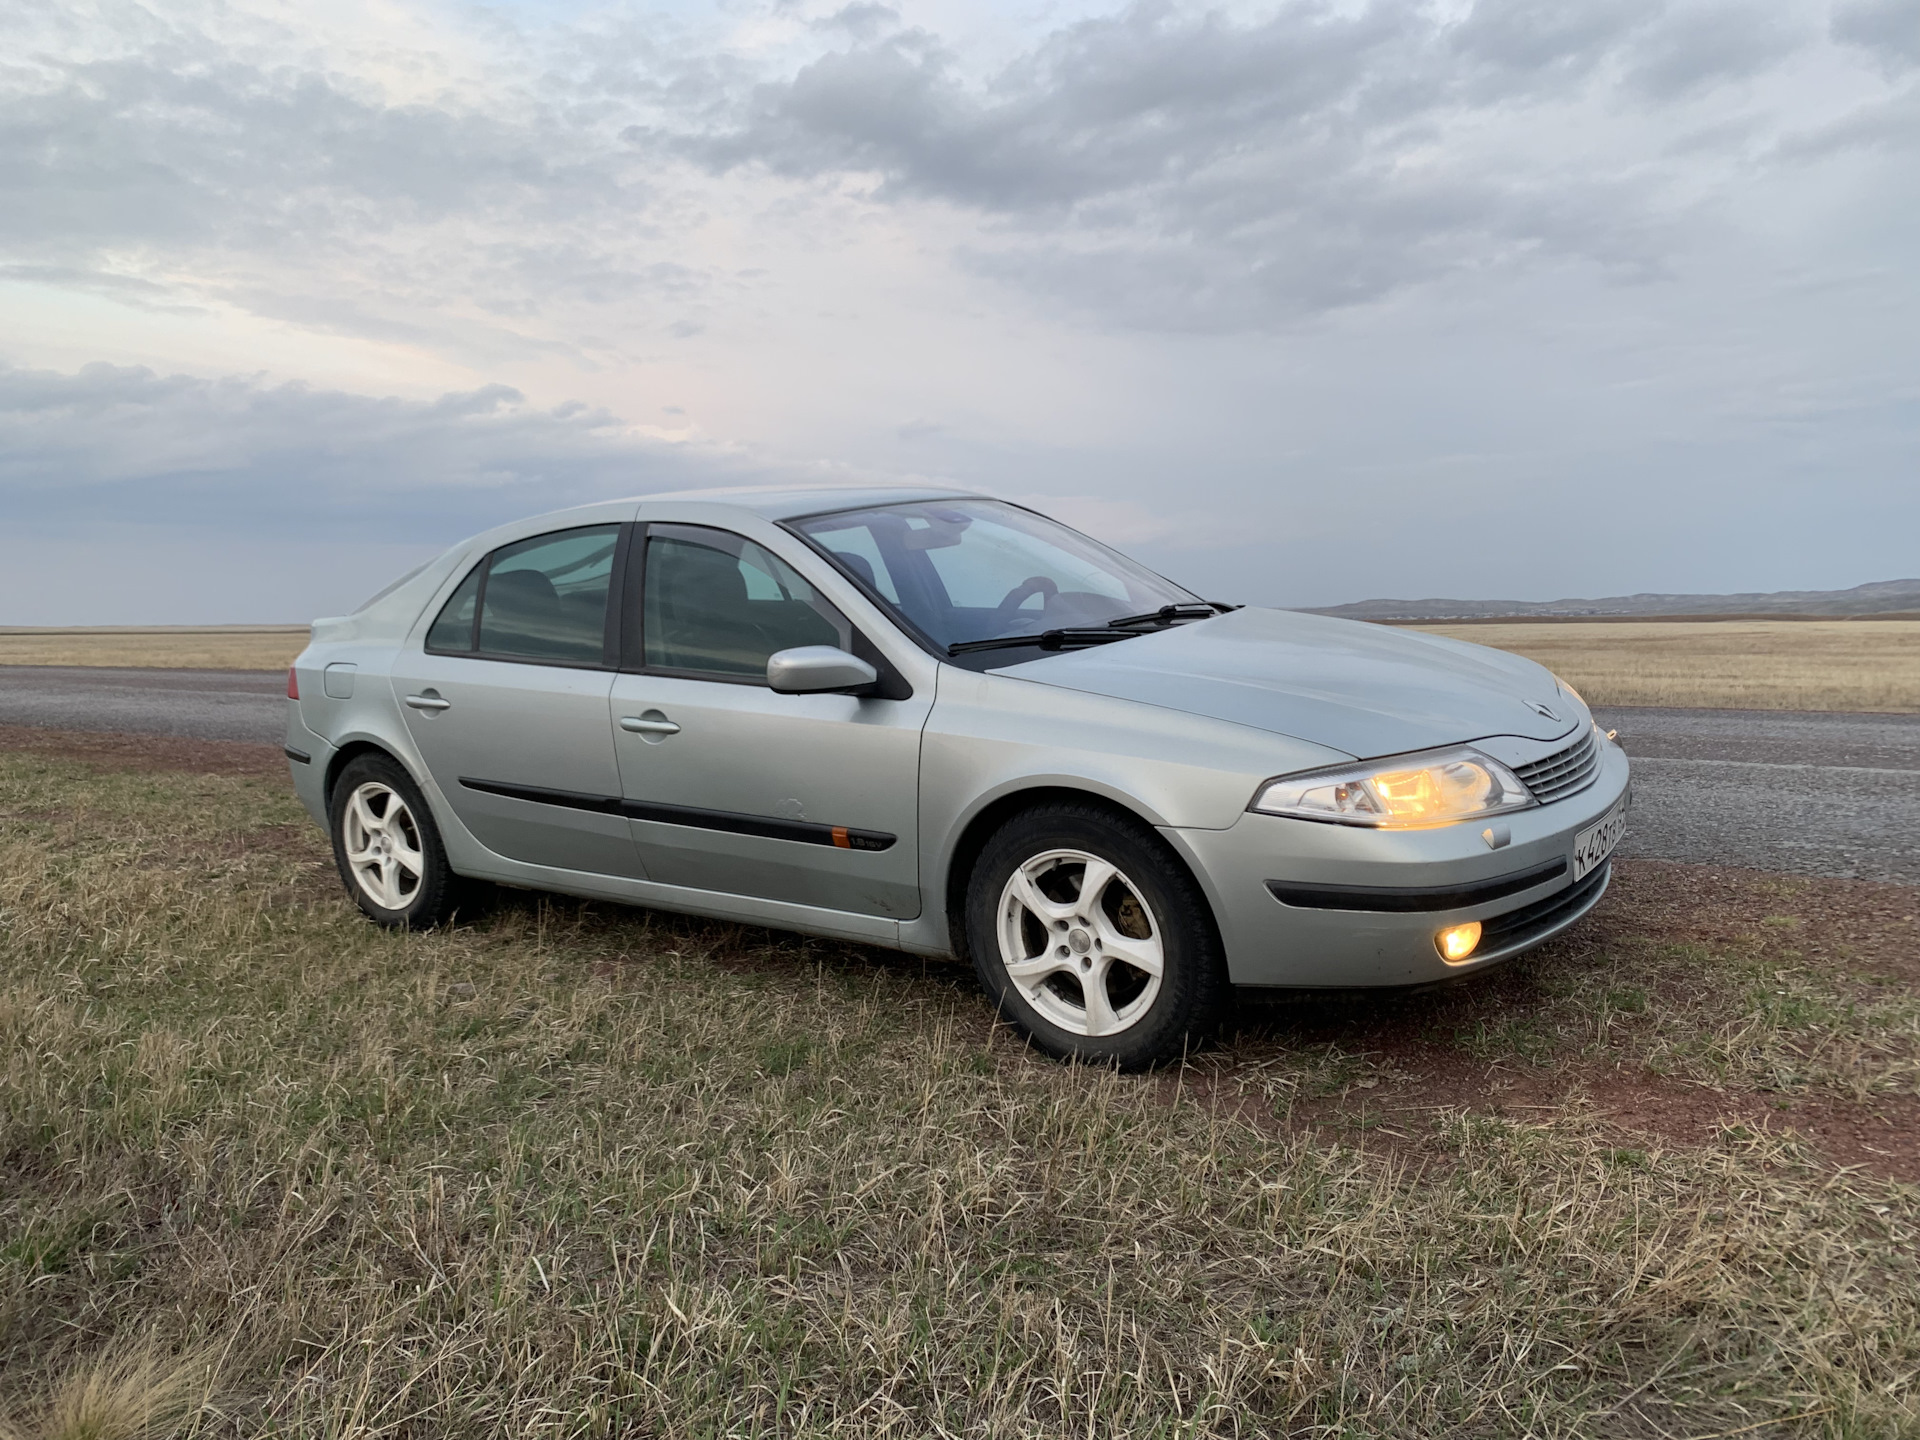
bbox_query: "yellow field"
[0,625,308,671]
[1416,619,1920,712]
[3,619,1916,712]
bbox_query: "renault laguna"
[287,488,1629,1068]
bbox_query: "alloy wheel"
[342,781,426,912]
[995,848,1165,1037]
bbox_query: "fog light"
[1436,921,1482,963]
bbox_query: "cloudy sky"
[3,0,1915,623]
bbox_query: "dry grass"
[2,752,1918,1436]
[6,620,1917,713]
[1413,620,1920,712]
[0,628,306,671]
[0,1340,222,1440]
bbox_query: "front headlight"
[1250,745,1536,828]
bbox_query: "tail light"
[286,666,299,700]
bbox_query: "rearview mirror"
[766,645,879,695]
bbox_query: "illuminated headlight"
[1250,746,1536,829]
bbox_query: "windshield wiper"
[948,602,1238,657]
[948,629,1142,657]
[1102,602,1232,629]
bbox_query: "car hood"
[998,607,1581,760]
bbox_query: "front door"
[610,524,928,917]
[393,523,645,879]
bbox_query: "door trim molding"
[458,776,896,851]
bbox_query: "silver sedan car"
[287,487,1629,1068]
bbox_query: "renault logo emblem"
[1529,701,1559,720]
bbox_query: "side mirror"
[766,645,879,695]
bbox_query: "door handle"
[405,693,452,712]
[620,715,680,735]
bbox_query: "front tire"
[965,803,1226,1069]
[328,753,464,929]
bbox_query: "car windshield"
[790,499,1201,662]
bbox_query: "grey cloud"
[962,167,1675,331]
[1622,4,1810,99]
[0,260,194,308]
[1832,0,1920,72]
[692,7,1413,212]
[815,4,902,43]
[1,57,609,255]
[0,13,694,337]
[677,0,1830,330]
[4,0,1883,344]
[0,362,755,537]
[1772,85,1920,159]
[1447,0,1660,84]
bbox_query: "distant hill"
[1307,578,1920,622]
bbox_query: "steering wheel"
[993,575,1058,624]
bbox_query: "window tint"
[811,524,899,603]
[477,525,619,664]
[644,526,850,679]
[426,564,483,652]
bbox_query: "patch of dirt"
[1589,858,1920,986]
[0,725,290,779]
[1266,1057,1920,1183]
[235,820,331,862]
[1577,1071,1920,1178]
[1198,860,1920,1180]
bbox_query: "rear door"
[608,523,929,917]
[392,523,645,879]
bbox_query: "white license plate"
[1572,797,1629,881]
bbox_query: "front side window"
[426,525,619,665]
[790,499,1197,658]
[643,525,850,679]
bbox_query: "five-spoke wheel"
[328,753,463,928]
[341,780,426,911]
[967,803,1226,1069]
[997,848,1164,1038]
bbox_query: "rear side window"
[425,565,482,651]
[643,525,850,679]
[425,525,620,666]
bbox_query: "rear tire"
[965,803,1226,1070]
[328,753,465,929]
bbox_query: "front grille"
[1513,727,1600,804]
[1479,860,1610,954]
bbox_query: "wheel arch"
[939,783,1221,961]
[323,739,412,809]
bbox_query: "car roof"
[626,483,990,521]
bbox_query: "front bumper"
[1171,731,1630,987]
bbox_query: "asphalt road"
[0,665,288,745]
[2,667,1915,885]
[1595,706,1920,886]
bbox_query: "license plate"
[1572,798,1628,881]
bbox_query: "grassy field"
[5,620,1916,713]
[1,737,1916,1437]
[1414,620,1920,713]
[0,627,308,671]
